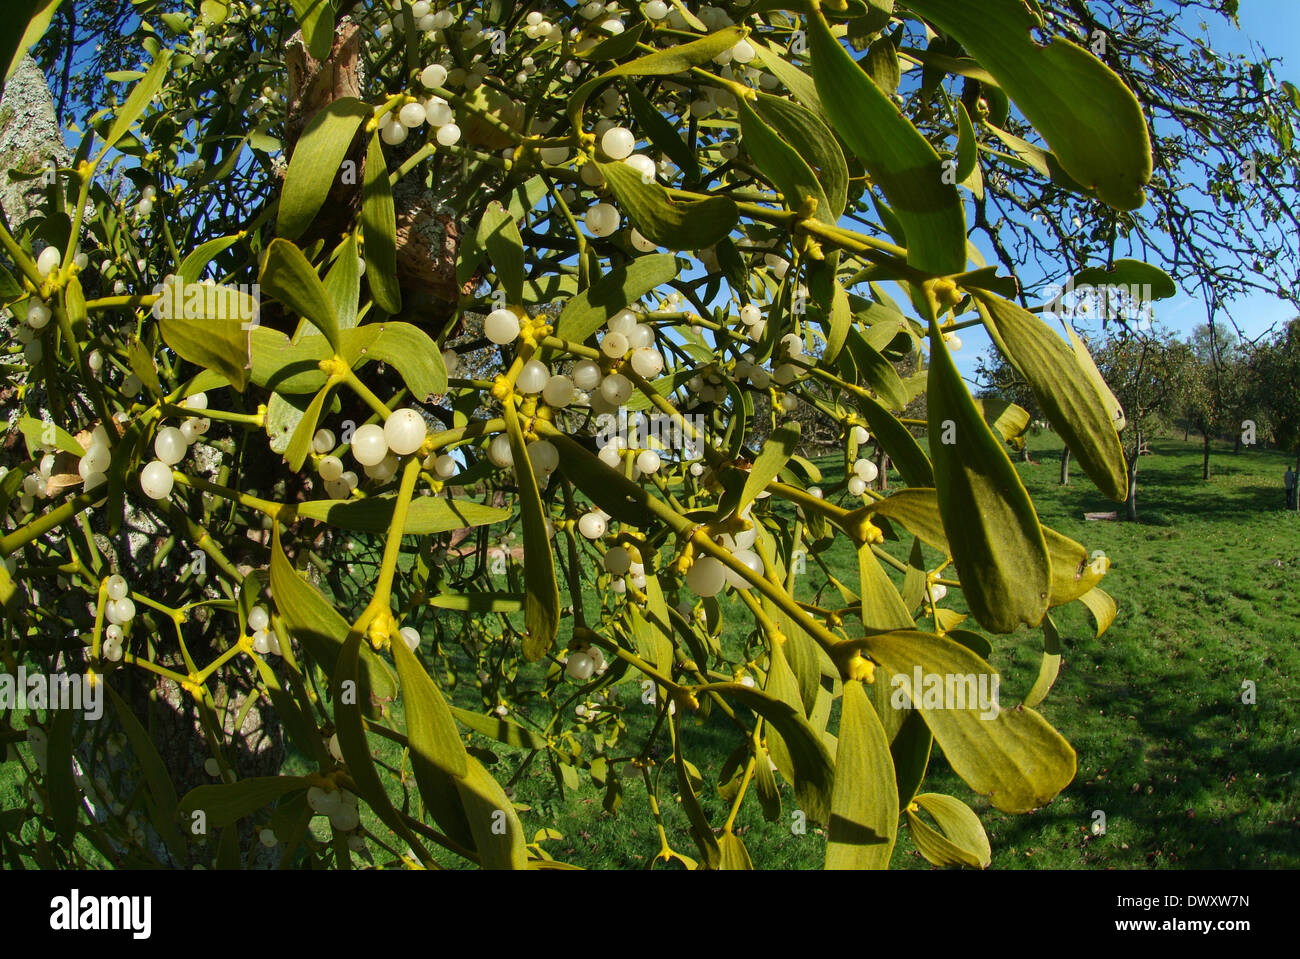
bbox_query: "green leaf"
[290,0,338,75]
[392,636,468,778]
[4,0,62,84]
[17,415,83,457]
[332,630,424,857]
[177,234,241,285]
[845,329,907,410]
[719,831,754,870]
[762,630,807,783]
[903,0,1150,209]
[972,396,1030,443]
[624,80,700,183]
[667,715,719,867]
[1041,526,1104,606]
[889,710,933,808]
[454,754,528,869]
[1023,612,1062,709]
[156,284,254,391]
[817,281,852,363]
[715,682,835,825]
[549,432,654,526]
[449,707,547,751]
[858,543,914,630]
[982,121,1092,196]
[260,238,340,348]
[297,493,508,534]
[284,382,332,472]
[200,0,229,25]
[361,131,401,315]
[751,92,848,221]
[861,629,1076,812]
[555,252,679,343]
[1078,586,1117,638]
[1065,325,1125,432]
[178,776,311,828]
[826,679,897,869]
[277,97,371,241]
[741,421,799,512]
[578,19,646,61]
[854,392,933,487]
[323,234,361,331]
[927,317,1049,633]
[505,409,559,661]
[596,160,738,251]
[360,321,448,401]
[101,49,173,154]
[1070,258,1177,301]
[954,100,978,183]
[751,41,828,124]
[761,596,830,722]
[754,746,782,822]
[430,593,525,614]
[568,26,746,128]
[907,792,991,869]
[47,707,76,839]
[250,327,325,393]
[477,201,524,306]
[806,8,965,274]
[736,96,832,224]
[270,528,397,717]
[865,35,900,94]
[975,291,1127,501]
[858,488,1102,607]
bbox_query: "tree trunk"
[1125,429,1140,521]
[1059,446,1071,485]
[1202,432,1211,480]
[877,451,889,491]
[1020,444,1031,463]
[1233,431,1241,453]
[1184,422,1190,441]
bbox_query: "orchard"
[1,0,1201,870]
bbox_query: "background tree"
[1094,326,1193,520]
[1248,316,1300,470]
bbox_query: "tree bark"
[1059,446,1071,485]
[1202,432,1211,480]
[1125,429,1141,521]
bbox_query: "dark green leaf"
[361,132,401,315]
[597,160,738,251]
[277,97,370,241]
[927,317,1049,632]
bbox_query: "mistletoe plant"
[0,0,1149,870]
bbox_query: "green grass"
[4,431,1297,869]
